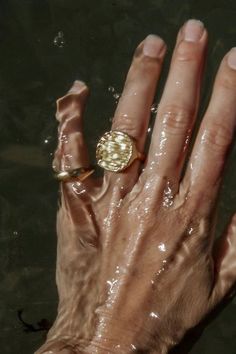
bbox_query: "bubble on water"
[108,85,121,103]
[44,136,51,144]
[108,86,115,92]
[53,31,65,48]
[12,231,19,239]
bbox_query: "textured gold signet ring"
[55,167,95,182]
[96,130,145,172]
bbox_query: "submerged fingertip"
[68,80,89,93]
[227,47,236,70]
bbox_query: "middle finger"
[146,19,207,184]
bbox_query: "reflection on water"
[0,0,236,353]
[53,31,65,48]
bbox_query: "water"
[0,0,235,353]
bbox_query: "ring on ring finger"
[96,130,145,172]
[54,167,95,182]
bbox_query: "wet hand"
[36,19,236,354]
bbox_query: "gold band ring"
[54,167,95,182]
[96,130,145,172]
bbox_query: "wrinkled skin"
[36,20,236,354]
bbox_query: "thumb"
[53,80,91,173]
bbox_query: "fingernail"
[183,19,204,42]
[143,34,165,58]
[227,48,236,69]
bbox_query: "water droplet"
[59,133,68,143]
[106,278,118,295]
[150,311,160,319]
[113,93,120,100]
[188,227,194,235]
[158,242,166,252]
[162,181,174,208]
[12,231,19,239]
[53,31,65,48]
[201,129,208,144]
[72,183,86,195]
[108,86,121,103]
[151,103,158,114]
[160,131,167,150]
[108,86,115,92]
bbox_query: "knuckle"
[112,115,141,139]
[56,91,86,123]
[160,105,194,135]
[217,72,236,91]
[201,122,232,152]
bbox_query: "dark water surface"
[0,0,236,353]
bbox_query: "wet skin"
[36,20,236,354]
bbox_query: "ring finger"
[146,19,207,186]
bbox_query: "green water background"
[0,0,235,353]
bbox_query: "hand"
[36,19,236,354]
